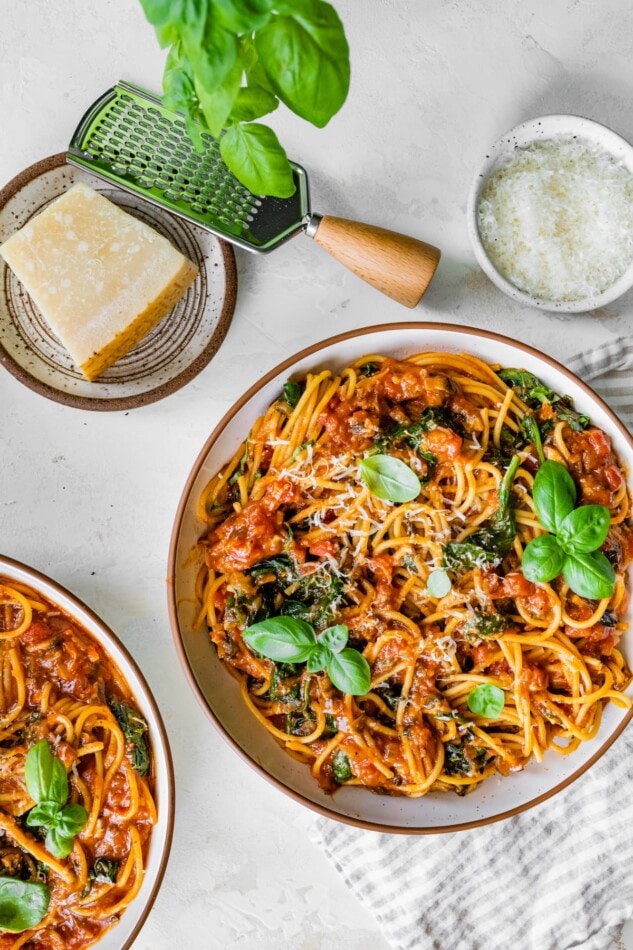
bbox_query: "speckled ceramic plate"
[0,153,237,410]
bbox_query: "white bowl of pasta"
[168,323,633,833]
[0,556,174,946]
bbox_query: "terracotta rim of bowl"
[0,553,175,940]
[167,321,633,834]
[0,152,238,411]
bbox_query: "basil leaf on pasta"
[318,624,348,653]
[306,643,330,673]
[45,826,76,860]
[522,534,566,584]
[0,877,50,933]
[359,455,421,503]
[562,551,616,601]
[243,616,317,662]
[283,380,302,408]
[25,801,60,829]
[25,740,68,809]
[326,648,371,696]
[467,684,505,719]
[55,804,89,838]
[532,460,576,534]
[557,505,611,555]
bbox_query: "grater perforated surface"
[68,83,309,252]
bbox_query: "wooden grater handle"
[306,215,440,308]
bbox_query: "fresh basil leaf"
[55,804,88,838]
[522,534,566,584]
[283,380,302,408]
[45,826,76,860]
[195,52,243,136]
[255,0,350,127]
[219,122,295,197]
[318,624,348,653]
[163,45,206,148]
[467,684,505,719]
[563,551,616,600]
[326,648,371,695]
[331,749,352,783]
[359,455,421,503]
[183,14,237,94]
[25,800,60,829]
[306,643,330,673]
[0,877,50,933]
[557,505,611,555]
[243,616,317,661]
[245,46,278,94]
[426,569,452,598]
[138,0,181,26]
[533,460,576,534]
[25,740,68,808]
[214,0,273,32]
[229,84,279,122]
[155,21,179,49]
[442,543,496,572]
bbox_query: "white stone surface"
[1,2,633,947]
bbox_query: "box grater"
[68,81,440,307]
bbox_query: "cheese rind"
[0,182,198,380]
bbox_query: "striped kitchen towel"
[311,335,633,950]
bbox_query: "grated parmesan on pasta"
[477,136,633,301]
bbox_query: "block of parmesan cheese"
[0,182,198,380]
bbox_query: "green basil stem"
[497,455,521,517]
[522,414,545,464]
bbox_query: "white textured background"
[2,1,633,947]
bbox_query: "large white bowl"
[168,323,633,833]
[467,114,633,313]
[0,555,175,946]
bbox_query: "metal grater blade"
[67,81,310,253]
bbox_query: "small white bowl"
[467,114,633,312]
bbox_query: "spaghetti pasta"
[196,353,633,797]
[0,577,156,948]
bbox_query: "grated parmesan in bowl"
[468,115,633,311]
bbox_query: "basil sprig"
[0,878,50,933]
[243,617,371,695]
[522,460,615,600]
[359,454,421,503]
[24,741,88,860]
[467,684,505,719]
[139,0,350,196]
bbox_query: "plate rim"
[0,552,176,945]
[0,152,238,411]
[166,321,633,834]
